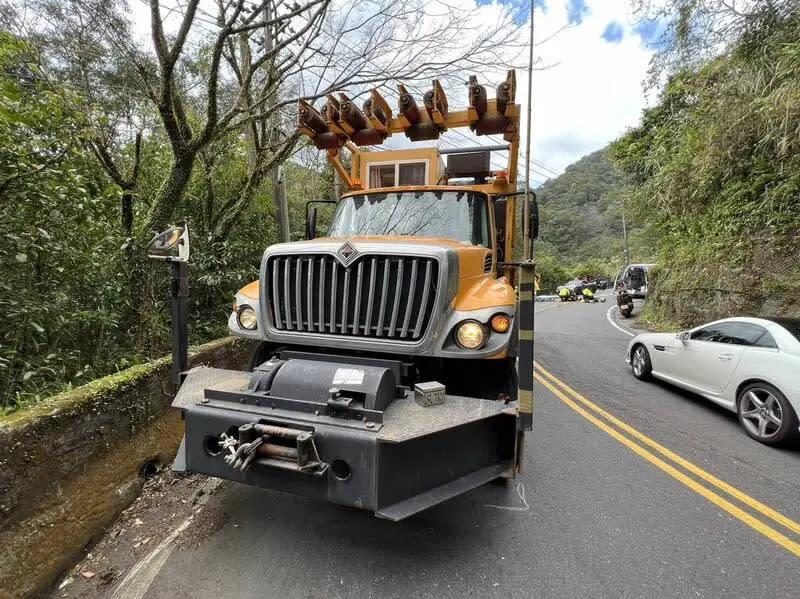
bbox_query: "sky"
[517,0,662,182]
[128,0,665,183]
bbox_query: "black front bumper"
[173,367,518,520]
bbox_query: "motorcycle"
[617,289,634,318]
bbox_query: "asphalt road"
[121,297,800,598]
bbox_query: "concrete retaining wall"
[0,337,256,599]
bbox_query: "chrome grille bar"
[364,257,377,334]
[272,258,282,328]
[317,257,325,332]
[376,257,390,336]
[400,258,418,338]
[387,259,404,337]
[413,260,433,339]
[306,257,314,331]
[352,261,363,332]
[329,262,338,332]
[295,257,303,331]
[283,257,292,330]
[340,267,350,334]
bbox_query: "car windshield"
[328,190,490,247]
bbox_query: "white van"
[614,263,655,299]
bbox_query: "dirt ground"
[49,468,229,599]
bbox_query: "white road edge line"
[606,305,636,337]
[112,477,223,599]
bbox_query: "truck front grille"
[266,254,439,341]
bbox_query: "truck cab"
[229,153,521,400]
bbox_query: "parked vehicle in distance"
[614,263,655,299]
[625,317,800,445]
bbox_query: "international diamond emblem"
[336,241,358,266]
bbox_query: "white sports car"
[625,317,800,445]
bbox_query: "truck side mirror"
[305,206,317,240]
[304,200,338,240]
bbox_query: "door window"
[691,322,774,346]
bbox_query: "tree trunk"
[146,153,195,233]
[121,188,134,238]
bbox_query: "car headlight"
[237,305,258,330]
[455,320,486,350]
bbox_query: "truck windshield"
[328,190,490,247]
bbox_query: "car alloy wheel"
[631,345,652,380]
[739,387,783,441]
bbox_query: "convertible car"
[625,317,800,445]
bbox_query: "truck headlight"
[237,305,258,330]
[455,320,486,350]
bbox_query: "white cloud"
[523,0,655,180]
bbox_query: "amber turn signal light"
[490,313,510,333]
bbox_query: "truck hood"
[295,235,477,248]
[267,237,492,280]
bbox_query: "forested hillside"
[533,149,654,292]
[611,2,800,327]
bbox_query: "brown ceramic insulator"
[398,92,421,124]
[340,99,369,130]
[496,81,512,114]
[423,90,435,117]
[469,81,488,116]
[405,121,441,142]
[473,113,509,136]
[313,132,345,149]
[351,128,385,146]
[299,103,329,134]
[363,98,388,125]
[322,102,339,123]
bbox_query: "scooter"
[617,289,634,318]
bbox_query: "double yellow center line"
[533,360,800,558]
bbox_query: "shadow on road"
[648,378,800,454]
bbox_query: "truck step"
[375,462,510,521]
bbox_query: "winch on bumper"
[173,354,518,521]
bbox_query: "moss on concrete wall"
[0,337,255,599]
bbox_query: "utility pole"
[522,0,534,261]
[333,170,343,200]
[265,1,290,242]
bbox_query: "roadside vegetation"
[612,0,800,328]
